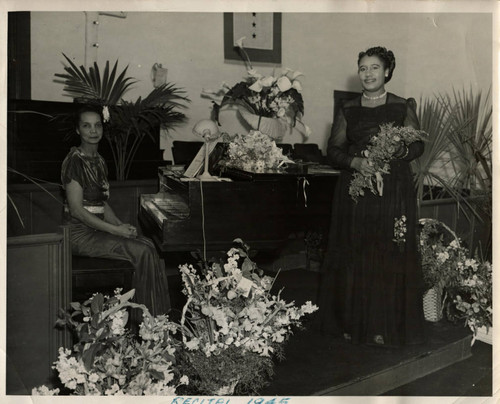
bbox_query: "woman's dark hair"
[74,104,104,129]
[358,46,396,83]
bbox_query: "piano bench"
[72,256,135,302]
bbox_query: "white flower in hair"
[102,106,110,122]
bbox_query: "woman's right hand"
[113,224,138,239]
[350,157,376,176]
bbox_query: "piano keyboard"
[141,193,190,227]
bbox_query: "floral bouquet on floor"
[418,218,492,338]
[33,289,189,396]
[349,123,428,202]
[175,239,318,395]
[201,37,311,141]
[223,129,294,173]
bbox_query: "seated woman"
[61,104,170,316]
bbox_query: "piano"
[139,165,339,253]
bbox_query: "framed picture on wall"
[223,13,282,64]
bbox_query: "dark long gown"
[317,93,426,345]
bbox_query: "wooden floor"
[262,319,472,396]
[250,267,477,396]
[165,259,489,397]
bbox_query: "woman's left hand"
[394,141,407,158]
[116,223,138,238]
[127,225,138,238]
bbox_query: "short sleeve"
[61,148,85,188]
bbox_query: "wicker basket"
[419,218,461,322]
[423,285,443,322]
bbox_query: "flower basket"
[418,218,492,336]
[419,218,461,290]
[175,239,318,395]
[238,109,290,141]
[423,285,443,322]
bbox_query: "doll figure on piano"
[191,119,221,181]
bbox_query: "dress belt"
[64,205,105,214]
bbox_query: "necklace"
[363,91,387,100]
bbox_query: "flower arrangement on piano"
[349,123,428,202]
[201,37,311,141]
[33,240,318,396]
[175,239,318,395]
[223,130,294,173]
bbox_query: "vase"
[238,109,290,141]
[423,285,443,322]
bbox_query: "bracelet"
[398,145,409,159]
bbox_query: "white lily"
[235,36,247,49]
[234,36,253,70]
[248,75,275,92]
[248,81,263,92]
[292,80,303,92]
[247,69,263,79]
[200,88,225,104]
[303,123,312,137]
[283,68,304,81]
[261,76,275,87]
[296,119,311,139]
[276,76,292,92]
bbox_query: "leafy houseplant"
[32,289,190,396]
[55,54,190,180]
[412,87,492,218]
[412,86,492,257]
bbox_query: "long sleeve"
[400,97,424,162]
[326,106,353,169]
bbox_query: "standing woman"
[61,104,170,316]
[317,46,425,346]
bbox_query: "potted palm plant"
[54,54,190,180]
[412,86,492,257]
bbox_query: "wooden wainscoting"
[7,228,72,394]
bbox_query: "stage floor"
[259,268,486,397]
[166,255,490,397]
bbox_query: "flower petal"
[277,76,292,92]
[248,81,263,92]
[292,80,303,92]
[247,69,262,79]
[260,76,275,87]
[235,36,246,48]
